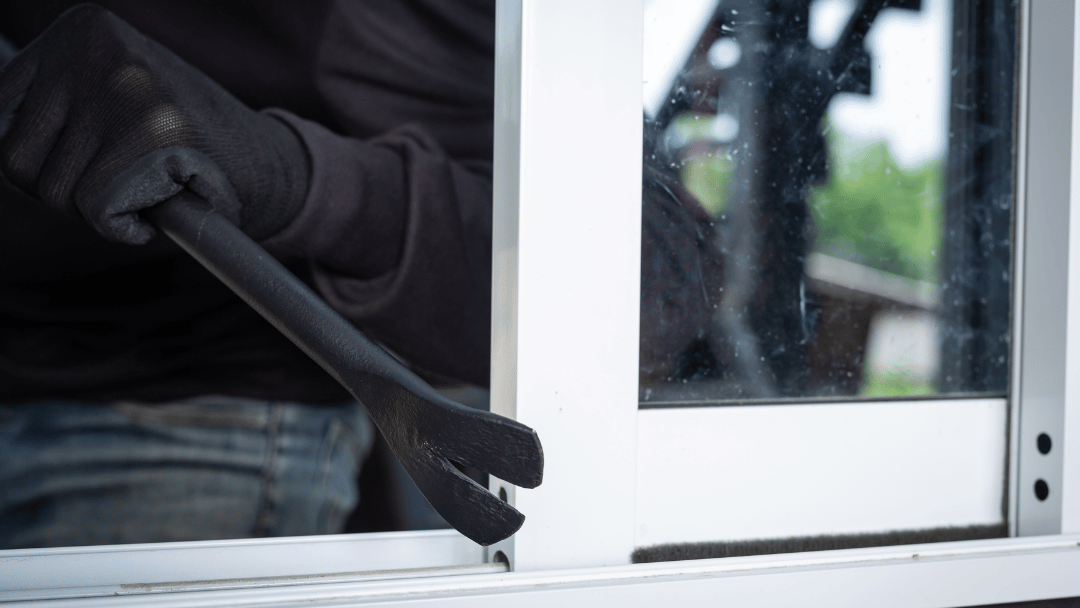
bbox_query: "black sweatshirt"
[0,0,495,403]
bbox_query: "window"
[639,0,1013,404]
[488,0,1080,595]
[628,0,1017,558]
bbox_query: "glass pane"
[640,0,1017,404]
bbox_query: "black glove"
[0,4,309,244]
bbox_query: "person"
[0,0,496,548]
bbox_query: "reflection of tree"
[810,130,944,284]
[641,0,925,400]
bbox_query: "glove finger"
[84,147,236,244]
[37,114,103,211]
[0,53,34,129]
[0,82,69,196]
[0,91,24,171]
[0,33,17,66]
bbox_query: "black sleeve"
[261,0,496,386]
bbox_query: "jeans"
[0,396,374,549]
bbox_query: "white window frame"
[492,0,1078,568]
[5,0,1080,605]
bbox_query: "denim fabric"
[0,396,374,549]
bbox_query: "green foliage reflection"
[809,126,943,283]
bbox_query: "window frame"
[626,0,1051,548]
[0,530,489,603]
[4,0,1080,605]
[488,0,1080,585]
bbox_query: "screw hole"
[1037,433,1052,455]
[498,487,508,502]
[1035,479,1050,501]
[493,550,509,566]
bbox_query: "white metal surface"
[1065,0,1080,536]
[489,0,643,570]
[0,530,481,600]
[3,564,508,604]
[11,534,1080,607]
[1015,0,1073,537]
[636,399,1007,546]
[1007,0,1032,539]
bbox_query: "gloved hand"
[0,4,309,244]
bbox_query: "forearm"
[262,110,493,386]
